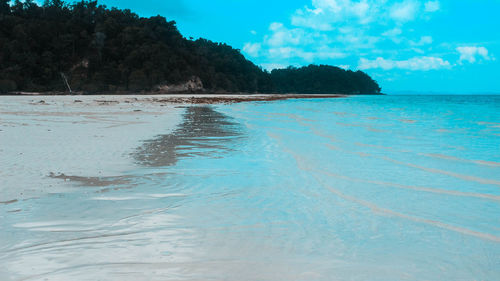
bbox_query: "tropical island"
[0,0,381,95]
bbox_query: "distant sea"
[1,95,499,280]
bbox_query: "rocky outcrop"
[156,76,204,93]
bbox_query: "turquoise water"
[1,95,499,280]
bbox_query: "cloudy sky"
[99,0,498,93]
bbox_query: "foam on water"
[1,95,499,280]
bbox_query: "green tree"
[0,0,381,95]
[0,0,10,15]
[43,0,65,8]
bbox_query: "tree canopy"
[0,0,381,94]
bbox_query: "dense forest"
[0,0,381,94]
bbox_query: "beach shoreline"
[0,95,186,202]
[1,93,348,103]
[0,94,346,203]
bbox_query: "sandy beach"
[0,94,342,203]
[0,95,182,202]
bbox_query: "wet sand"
[0,94,341,202]
[0,95,184,202]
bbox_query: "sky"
[97,0,499,93]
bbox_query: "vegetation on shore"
[0,0,381,94]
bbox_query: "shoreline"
[0,93,346,202]
[0,95,185,202]
[1,93,349,104]
[142,94,347,104]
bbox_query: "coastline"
[0,93,348,103]
[0,93,346,202]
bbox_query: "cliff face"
[0,1,381,95]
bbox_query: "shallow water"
[1,95,499,280]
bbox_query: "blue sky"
[97,0,499,93]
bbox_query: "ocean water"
[1,95,499,280]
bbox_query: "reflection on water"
[133,106,244,167]
[48,172,133,187]
[1,96,500,280]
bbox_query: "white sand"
[0,95,185,202]
[0,93,341,202]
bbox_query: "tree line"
[0,0,381,94]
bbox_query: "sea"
[1,95,499,280]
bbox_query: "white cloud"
[262,21,348,62]
[292,0,429,28]
[352,1,370,19]
[419,36,433,45]
[456,46,490,63]
[359,56,451,70]
[291,0,381,30]
[382,27,404,44]
[316,45,347,59]
[291,0,437,33]
[241,0,444,69]
[268,47,299,59]
[382,27,402,37]
[260,63,287,71]
[250,30,257,35]
[242,42,261,57]
[390,0,420,22]
[337,32,380,49]
[267,45,346,62]
[265,23,308,47]
[410,35,433,46]
[269,22,284,31]
[424,1,440,12]
[291,7,334,31]
[312,0,342,13]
